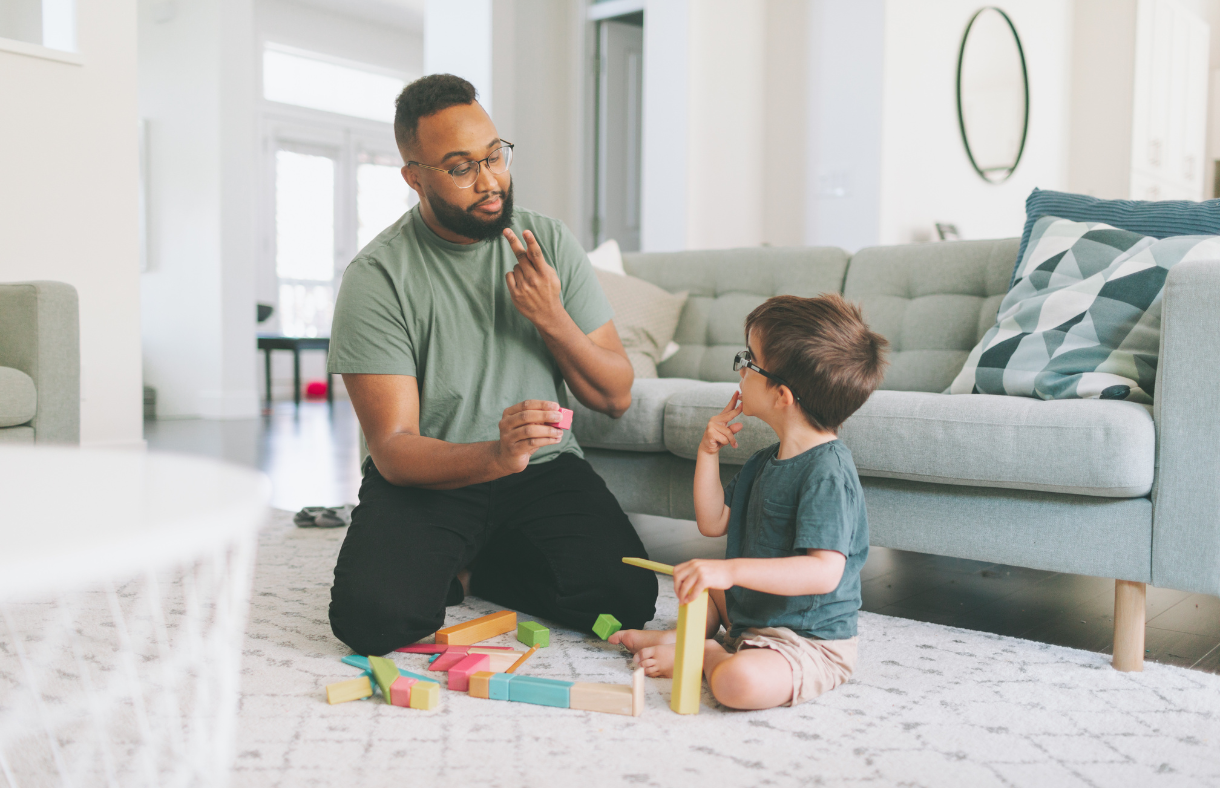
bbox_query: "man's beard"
[425,180,515,241]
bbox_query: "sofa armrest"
[1152,260,1220,596]
[0,282,80,444]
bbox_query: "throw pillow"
[586,238,626,275]
[1014,188,1220,288]
[950,215,1220,403]
[594,268,687,378]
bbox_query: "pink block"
[547,407,573,431]
[396,644,448,654]
[447,653,491,692]
[390,676,417,707]
[429,650,469,672]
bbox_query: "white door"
[597,19,644,252]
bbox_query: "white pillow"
[586,239,625,276]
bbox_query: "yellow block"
[326,675,372,705]
[670,590,707,715]
[409,680,441,710]
[621,557,675,575]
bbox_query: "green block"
[592,613,621,640]
[368,655,400,704]
[517,621,550,648]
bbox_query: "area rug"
[234,511,1220,788]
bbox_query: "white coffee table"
[0,446,270,786]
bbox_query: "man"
[326,74,659,656]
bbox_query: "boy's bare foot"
[608,628,677,653]
[635,643,677,677]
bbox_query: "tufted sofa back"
[843,238,1017,392]
[622,247,850,382]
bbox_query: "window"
[275,149,337,338]
[263,44,406,124]
[357,151,415,251]
[0,0,75,52]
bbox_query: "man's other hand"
[495,399,564,474]
[504,229,564,330]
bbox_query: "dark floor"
[145,399,1220,675]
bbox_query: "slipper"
[295,504,354,528]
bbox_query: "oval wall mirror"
[956,7,1029,183]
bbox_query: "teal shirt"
[327,206,614,465]
[722,440,869,640]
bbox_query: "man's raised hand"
[494,399,565,474]
[698,390,744,456]
[504,228,564,329]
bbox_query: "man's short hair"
[744,294,889,432]
[394,74,478,156]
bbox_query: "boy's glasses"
[733,350,801,403]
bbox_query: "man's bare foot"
[456,569,471,597]
[608,628,677,653]
[635,643,676,677]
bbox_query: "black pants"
[329,452,659,656]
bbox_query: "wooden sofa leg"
[1112,580,1146,672]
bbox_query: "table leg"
[264,349,272,407]
[293,348,301,408]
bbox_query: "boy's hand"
[698,391,744,455]
[673,558,736,605]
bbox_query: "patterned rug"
[234,511,1220,788]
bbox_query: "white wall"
[878,0,1074,244]
[259,0,421,74]
[0,0,143,447]
[763,0,810,248]
[425,0,493,116]
[639,0,689,252]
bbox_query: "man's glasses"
[733,350,801,403]
[407,141,514,188]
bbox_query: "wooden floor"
[145,399,1220,675]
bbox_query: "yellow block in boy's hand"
[622,557,675,575]
[670,589,708,715]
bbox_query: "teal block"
[427,653,440,664]
[592,613,622,640]
[488,672,515,700]
[509,675,571,708]
[517,621,550,648]
[341,654,429,683]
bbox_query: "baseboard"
[197,389,261,419]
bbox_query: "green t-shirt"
[722,440,869,640]
[327,206,614,465]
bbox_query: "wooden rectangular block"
[389,676,417,708]
[508,675,571,708]
[517,621,550,648]
[447,653,491,692]
[368,655,401,703]
[488,672,514,700]
[670,590,708,715]
[468,646,519,654]
[468,671,495,699]
[429,650,470,672]
[341,654,430,683]
[505,645,539,674]
[395,644,448,654]
[435,610,517,646]
[326,675,373,705]
[408,680,441,710]
[484,652,525,672]
[569,682,633,716]
[632,666,644,717]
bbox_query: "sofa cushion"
[571,377,698,452]
[0,367,36,427]
[663,382,778,465]
[622,247,850,382]
[840,391,1155,498]
[844,239,1017,393]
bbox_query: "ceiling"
[282,0,426,31]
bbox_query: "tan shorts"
[723,627,857,706]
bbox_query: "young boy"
[611,294,888,710]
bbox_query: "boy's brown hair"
[744,293,889,432]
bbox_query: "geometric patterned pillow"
[949,215,1220,403]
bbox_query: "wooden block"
[484,652,525,672]
[341,654,431,683]
[468,646,519,653]
[632,667,644,717]
[435,610,517,646]
[505,644,539,674]
[395,644,448,654]
[488,672,514,700]
[368,655,400,703]
[389,676,417,708]
[546,407,573,430]
[670,590,708,715]
[517,621,550,648]
[621,557,675,575]
[508,675,571,708]
[326,675,373,705]
[468,671,495,699]
[408,680,441,710]
[593,613,622,640]
[429,650,470,672]
[447,653,491,692]
[569,682,633,716]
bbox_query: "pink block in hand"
[447,653,491,692]
[390,676,417,707]
[547,407,573,431]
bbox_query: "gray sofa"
[572,238,1220,672]
[0,281,80,444]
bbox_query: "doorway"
[595,13,644,252]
